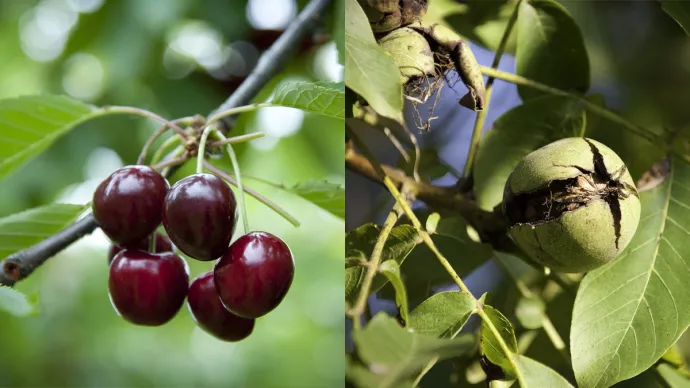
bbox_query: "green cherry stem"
[137,116,194,165]
[196,126,214,174]
[150,135,183,166]
[101,106,188,137]
[205,103,271,125]
[212,128,251,234]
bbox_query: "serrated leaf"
[662,1,690,36]
[287,180,344,218]
[514,355,574,387]
[345,224,420,304]
[353,313,474,387]
[0,203,87,259]
[409,291,475,338]
[379,260,409,326]
[473,96,586,210]
[0,286,39,316]
[481,305,519,379]
[515,0,589,100]
[0,95,95,180]
[271,81,345,119]
[345,0,403,120]
[571,157,690,387]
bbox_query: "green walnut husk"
[503,137,641,273]
[359,0,428,33]
[378,27,434,84]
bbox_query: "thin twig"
[102,106,187,137]
[462,0,522,179]
[383,127,411,163]
[348,203,403,329]
[209,0,332,130]
[209,132,265,147]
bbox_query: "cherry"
[187,271,255,342]
[93,165,169,248]
[107,232,173,264]
[163,173,237,261]
[109,250,189,326]
[214,232,294,318]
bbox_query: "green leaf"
[0,286,39,316]
[514,355,574,387]
[271,81,345,119]
[286,180,344,218]
[481,305,519,379]
[571,157,690,388]
[473,95,586,210]
[379,260,409,327]
[409,291,476,338]
[345,224,420,304]
[428,0,518,54]
[345,0,403,120]
[657,364,690,388]
[0,203,87,259]
[352,313,474,387]
[662,1,690,36]
[0,95,95,180]
[334,0,345,64]
[396,148,457,182]
[515,0,589,100]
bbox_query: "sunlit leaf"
[515,0,589,100]
[481,305,519,379]
[287,180,344,218]
[0,203,87,259]
[345,0,403,120]
[271,81,345,119]
[0,95,95,180]
[409,291,475,338]
[571,157,690,387]
[514,355,574,387]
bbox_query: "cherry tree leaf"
[0,203,87,259]
[271,81,345,119]
[0,286,39,317]
[0,95,95,180]
[571,157,690,387]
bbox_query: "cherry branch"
[0,0,332,287]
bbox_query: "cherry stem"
[101,106,187,137]
[196,126,214,174]
[208,132,264,147]
[137,116,194,165]
[152,156,188,171]
[206,103,271,125]
[150,135,183,166]
[212,128,251,234]
[204,161,300,227]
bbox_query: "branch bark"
[0,0,332,287]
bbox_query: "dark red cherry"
[93,165,169,248]
[109,250,189,326]
[187,271,255,342]
[107,232,174,264]
[162,173,237,261]
[214,232,294,318]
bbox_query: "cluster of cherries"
[92,165,295,342]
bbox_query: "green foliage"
[284,180,345,218]
[515,0,589,100]
[408,291,475,338]
[480,304,519,379]
[0,286,38,316]
[350,313,475,387]
[271,81,345,119]
[344,0,403,120]
[378,260,409,326]
[661,1,690,36]
[0,203,86,259]
[0,95,94,180]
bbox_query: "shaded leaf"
[379,260,409,326]
[480,305,518,379]
[662,1,690,36]
[353,313,475,387]
[345,224,420,304]
[409,291,476,338]
[0,287,39,317]
[271,81,345,119]
[571,157,690,387]
[515,0,589,100]
[287,180,344,218]
[345,0,403,119]
[0,95,95,180]
[0,203,87,259]
[515,297,544,330]
[472,96,586,211]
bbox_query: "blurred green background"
[0,0,344,387]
